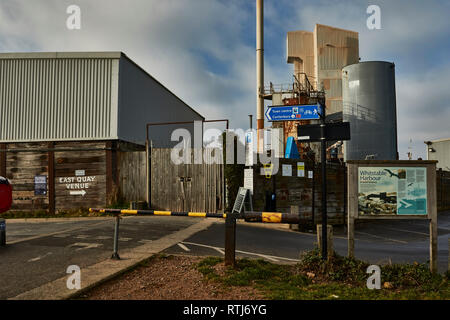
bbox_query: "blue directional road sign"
[265,104,322,122]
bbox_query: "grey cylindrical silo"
[342,61,398,161]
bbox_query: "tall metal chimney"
[256,0,264,152]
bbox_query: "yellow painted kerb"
[262,212,282,223]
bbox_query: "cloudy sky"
[0,0,449,159]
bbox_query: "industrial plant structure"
[342,61,398,161]
[0,52,204,213]
[286,24,359,115]
[265,24,398,162]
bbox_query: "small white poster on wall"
[282,164,292,177]
[297,162,305,177]
[308,171,314,179]
[244,169,254,195]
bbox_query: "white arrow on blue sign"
[265,104,322,121]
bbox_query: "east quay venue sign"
[358,167,427,216]
[59,172,96,196]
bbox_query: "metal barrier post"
[224,214,236,267]
[111,215,121,260]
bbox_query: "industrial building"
[425,138,450,170]
[265,24,398,161]
[0,52,204,213]
[286,24,359,114]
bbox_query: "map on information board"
[358,167,427,215]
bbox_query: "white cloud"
[396,63,450,159]
[0,0,259,130]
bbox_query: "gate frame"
[145,120,228,212]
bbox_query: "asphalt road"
[0,212,449,299]
[163,211,450,272]
[0,216,197,299]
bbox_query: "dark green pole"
[320,104,328,260]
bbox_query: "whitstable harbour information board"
[358,167,427,216]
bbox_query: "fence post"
[289,205,299,231]
[224,214,236,267]
[317,224,333,260]
[111,215,121,260]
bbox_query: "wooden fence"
[251,160,450,225]
[251,159,346,225]
[150,148,224,213]
[117,151,146,203]
[437,169,450,212]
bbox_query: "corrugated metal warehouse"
[0,52,204,213]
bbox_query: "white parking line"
[74,235,90,239]
[355,231,408,244]
[383,226,429,236]
[180,241,299,262]
[67,243,103,251]
[213,247,225,255]
[177,243,191,252]
[27,252,52,263]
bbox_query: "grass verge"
[196,249,450,300]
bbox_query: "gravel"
[80,255,265,300]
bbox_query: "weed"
[195,251,450,300]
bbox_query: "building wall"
[314,24,359,115]
[250,159,347,225]
[0,52,204,147]
[4,142,50,211]
[0,52,120,142]
[428,139,450,170]
[0,140,148,213]
[287,31,315,83]
[247,160,449,224]
[286,25,359,115]
[117,56,204,147]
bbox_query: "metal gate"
[150,148,224,212]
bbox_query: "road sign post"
[296,106,351,260]
[320,108,328,260]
